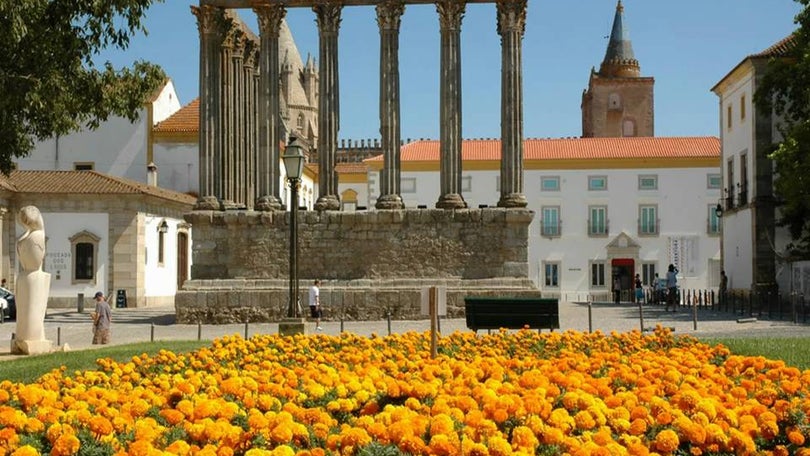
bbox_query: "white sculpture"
[12,205,52,355]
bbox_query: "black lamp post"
[715,201,723,219]
[282,138,305,319]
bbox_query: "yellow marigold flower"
[653,429,679,453]
[10,445,39,456]
[50,434,80,456]
[487,435,512,456]
[511,425,538,451]
[268,446,295,456]
[165,439,192,456]
[88,416,113,438]
[574,410,597,431]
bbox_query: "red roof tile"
[752,33,797,58]
[365,136,719,162]
[1,171,196,205]
[154,98,199,133]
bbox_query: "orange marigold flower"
[788,429,806,446]
[50,434,80,456]
[653,429,680,454]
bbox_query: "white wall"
[36,212,109,299]
[152,142,198,194]
[144,215,188,298]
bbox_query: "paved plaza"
[0,301,807,361]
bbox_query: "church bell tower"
[581,1,654,137]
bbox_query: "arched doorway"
[177,231,188,290]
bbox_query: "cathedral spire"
[599,0,640,78]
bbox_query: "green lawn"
[0,337,808,385]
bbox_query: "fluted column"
[254,4,285,211]
[313,2,342,211]
[497,0,528,208]
[230,33,246,208]
[375,0,405,210]
[192,5,226,210]
[243,45,257,210]
[219,28,236,209]
[435,0,467,209]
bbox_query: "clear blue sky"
[102,0,802,140]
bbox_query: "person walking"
[613,276,621,304]
[634,273,644,304]
[665,264,679,312]
[309,279,322,331]
[91,291,112,344]
[719,270,728,308]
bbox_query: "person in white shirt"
[308,279,322,331]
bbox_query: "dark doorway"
[177,232,188,289]
[611,258,635,302]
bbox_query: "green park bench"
[464,296,560,333]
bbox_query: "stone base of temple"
[180,207,538,324]
[175,278,542,324]
[278,317,307,336]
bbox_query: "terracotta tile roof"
[365,136,719,162]
[153,98,199,133]
[335,163,369,174]
[751,33,797,58]
[1,171,197,205]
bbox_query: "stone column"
[375,0,406,210]
[219,27,236,209]
[231,33,245,209]
[313,2,342,211]
[254,4,285,211]
[435,0,467,209]
[496,0,528,208]
[192,5,226,210]
[243,44,257,210]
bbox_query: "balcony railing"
[637,219,660,236]
[587,219,609,237]
[540,219,562,238]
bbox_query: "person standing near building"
[91,291,112,344]
[665,264,679,312]
[719,270,728,308]
[309,279,322,331]
[634,273,644,303]
[613,276,621,304]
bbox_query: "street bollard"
[588,301,593,333]
[57,327,61,346]
[151,323,155,342]
[197,322,202,341]
[387,311,392,336]
[244,322,249,339]
[77,293,84,313]
[638,302,644,333]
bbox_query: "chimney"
[147,162,158,187]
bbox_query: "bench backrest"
[464,297,560,330]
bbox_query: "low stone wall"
[178,208,538,323]
[175,278,542,323]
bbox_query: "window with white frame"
[590,261,606,287]
[707,173,721,189]
[541,176,560,192]
[639,205,658,235]
[544,262,560,288]
[638,175,658,190]
[641,263,657,287]
[401,177,417,193]
[70,230,100,284]
[708,204,721,235]
[588,206,608,236]
[588,175,607,191]
[462,176,472,193]
[622,119,636,137]
[541,206,561,237]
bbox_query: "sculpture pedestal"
[278,318,307,336]
[11,338,52,355]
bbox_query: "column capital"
[191,5,228,37]
[253,3,286,38]
[436,0,466,31]
[496,0,527,36]
[313,2,343,34]
[231,30,246,58]
[376,0,405,31]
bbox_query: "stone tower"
[581,0,654,137]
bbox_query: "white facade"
[366,145,722,300]
[21,81,182,181]
[712,46,793,293]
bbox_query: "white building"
[0,171,195,308]
[366,136,722,301]
[711,35,795,297]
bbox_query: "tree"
[755,0,810,256]
[0,1,166,173]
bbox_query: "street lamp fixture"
[282,138,305,319]
[715,202,723,219]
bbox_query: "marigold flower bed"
[0,328,809,456]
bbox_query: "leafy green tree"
[755,0,810,256]
[0,1,166,173]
